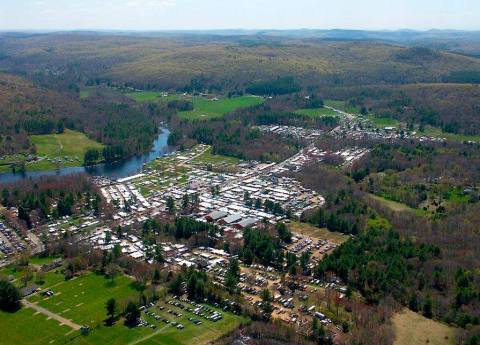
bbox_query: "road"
[22,299,81,330]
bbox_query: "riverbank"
[0,128,174,184]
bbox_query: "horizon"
[1,28,480,34]
[0,0,479,31]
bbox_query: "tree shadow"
[103,315,121,327]
[129,281,145,292]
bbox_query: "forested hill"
[0,33,480,91]
[0,73,169,158]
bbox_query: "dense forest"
[0,75,172,159]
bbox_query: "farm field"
[393,309,456,345]
[287,221,349,245]
[0,130,104,173]
[178,96,264,120]
[295,107,339,117]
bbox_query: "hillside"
[1,34,480,91]
[0,73,169,160]
[0,73,85,155]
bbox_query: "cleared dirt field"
[393,309,456,345]
[288,221,349,245]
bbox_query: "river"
[0,128,174,184]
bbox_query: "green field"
[125,91,167,102]
[367,115,401,128]
[324,100,359,114]
[0,269,248,345]
[28,272,140,327]
[124,92,263,120]
[0,129,104,173]
[191,146,241,167]
[368,194,427,216]
[178,96,264,120]
[422,125,480,143]
[295,107,339,118]
[77,299,248,345]
[0,307,79,345]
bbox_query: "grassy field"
[369,194,427,217]
[295,107,339,118]
[1,268,248,345]
[393,309,456,345]
[178,96,264,120]
[324,100,359,114]
[28,272,140,327]
[422,125,480,143]
[0,307,80,345]
[79,87,96,99]
[367,115,401,128]
[191,146,241,167]
[288,221,349,245]
[124,91,167,102]
[124,91,263,120]
[0,129,104,173]
[72,299,248,345]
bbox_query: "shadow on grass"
[129,281,146,292]
[104,279,118,288]
[103,315,121,327]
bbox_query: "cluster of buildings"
[97,145,325,240]
[43,216,100,239]
[256,125,324,140]
[332,113,446,144]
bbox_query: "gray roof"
[207,210,228,221]
[222,214,242,224]
[237,218,258,228]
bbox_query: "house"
[234,218,258,229]
[218,213,242,225]
[205,211,228,222]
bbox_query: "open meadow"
[178,96,264,120]
[0,129,103,173]
[295,107,339,118]
[393,309,456,345]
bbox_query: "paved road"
[22,300,81,330]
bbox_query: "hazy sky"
[0,0,478,31]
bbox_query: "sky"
[0,0,479,31]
